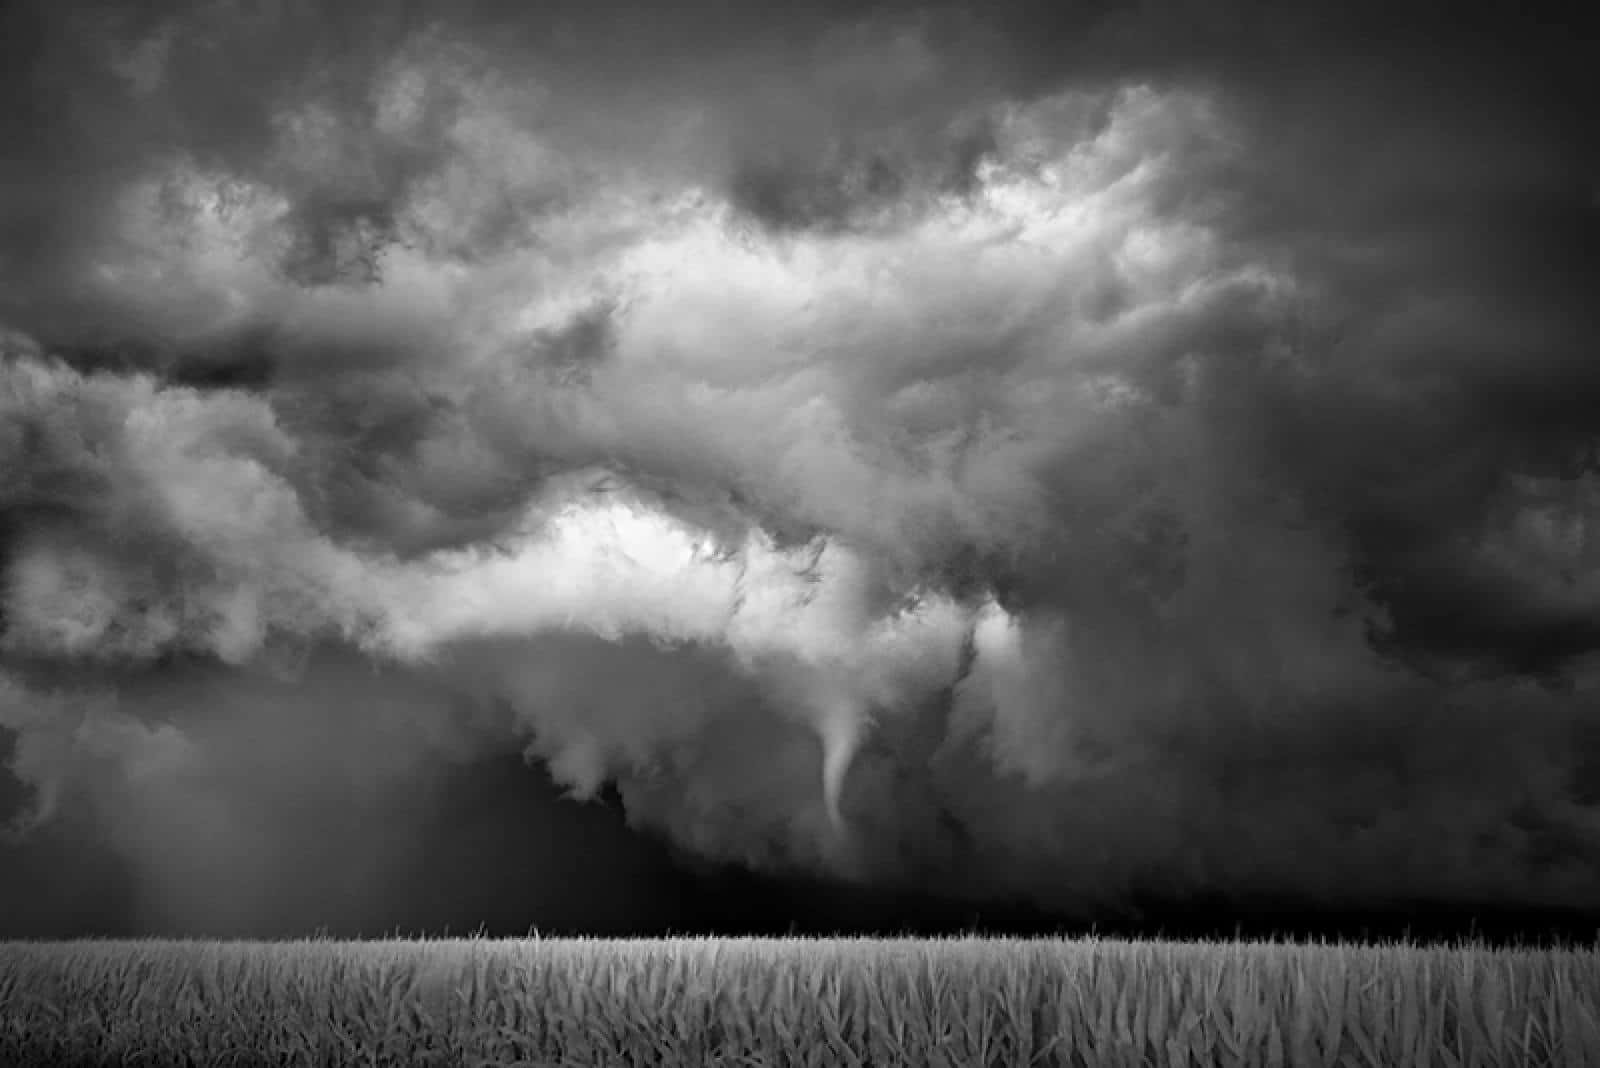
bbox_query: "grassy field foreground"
[2,935,1599,1066]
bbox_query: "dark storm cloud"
[727,116,997,235]
[2,0,1599,933]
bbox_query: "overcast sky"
[2,0,1598,939]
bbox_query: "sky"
[1,0,1598,940]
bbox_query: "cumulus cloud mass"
[2,0,1598,933]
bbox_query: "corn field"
[2,934,1598,1066]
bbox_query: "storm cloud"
[2,0,1598,933]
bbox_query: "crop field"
[2,934,1598,1067]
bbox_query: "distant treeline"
[647,859,1600,949]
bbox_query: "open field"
[3,935,1599,1066]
